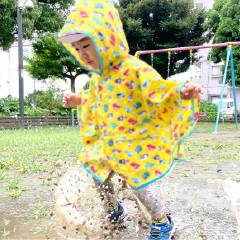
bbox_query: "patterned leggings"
[93,172,166,220]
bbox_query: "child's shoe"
[105,202,124,223]
[149,214,175,240]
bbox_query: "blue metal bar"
[72,109,74,128]
[230,49,238,129]
[151,52,153,67]
[214,47,232,132]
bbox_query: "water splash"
[208,178,240,238]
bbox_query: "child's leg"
[132,184,166,222]
[92,171,118,212]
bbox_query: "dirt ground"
[0,130,240,240]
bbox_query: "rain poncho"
[59,0,199,189]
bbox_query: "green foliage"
[7,178,19,189]
[25,90,54,109]
[32,202,50,218]
[83,80,90,90]
[204,0,240,86]
[0,0,74,51]
[199,100,218,120]
[9,189,23,198]
[24,33,88,93]
[0,95,19,116]
[25,88,72,116]
[0,90,72,117]
[117,0,208,79]
[24,106,51,116]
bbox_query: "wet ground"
[0,130,240,240]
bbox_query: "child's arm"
[62,93,81,107]
[180,83,204,101]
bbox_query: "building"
[0,41,89,99]
[1,0,239,110]
[171,0,240,110]
[194,0,240,108]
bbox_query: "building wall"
[171,0,240,110]
[0,42,89,99]
[1,0,239,110]
[195,0,213,10]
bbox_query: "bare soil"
[0,131,240,240]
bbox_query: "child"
[59,1,203,239]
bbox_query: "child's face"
[72,37,100,70]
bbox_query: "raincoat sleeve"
[77,89,83,124]
[140,69,199,161]
[77,88,90,128]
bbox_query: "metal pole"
[17,6,24,129]
[72,109,74,128]
[214,46,232,132]
[230,49,238,129]
[137,42,240,56]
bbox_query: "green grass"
[1,228,10,237]
[210,160,226,164]
[41,181,52,186]
[0,127,82,173]
[195,122,240,132]
[0,169,6,180]
[32,203,50,218]
[8,189,23,198]
[7,178,19,189]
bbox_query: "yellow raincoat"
[59,0,199,189]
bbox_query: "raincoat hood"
[58,0,199,189]
[58,0,129,76]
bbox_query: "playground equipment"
[72,108,77,128]
[135,42,240,132]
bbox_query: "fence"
[0,116,78,130]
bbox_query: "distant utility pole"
[17,0,34,129]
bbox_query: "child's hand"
[180,83,204,101]
[62,93,81,107]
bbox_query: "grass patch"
[210,160,226,164]
[32,203,50,218]
[0,127,82,173]
[9,189,23,198]
[195,122,240,132]
[0,169,6,180]
[1,228,10,237]
[7,178,19,189]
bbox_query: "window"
[211,95,227,102]
[196,0,203,8]
[214,102,227,109]
[23,49,29,58]
[212,66,222,76]
[196,3,203,8]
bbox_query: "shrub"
[25,90,55,109]
[83,80,90,90]
[0,95,20,116]
[0,92,73,117]
[24,106,51,116]
[199,100,218,120]
[25,89,72,116]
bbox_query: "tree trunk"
[70,78,75,93]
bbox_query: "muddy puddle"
[1,131,240,240]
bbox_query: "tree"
[204,0,240,86]
[116,0,208,79]
[0,0,74,51]
[24,33,88,93]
